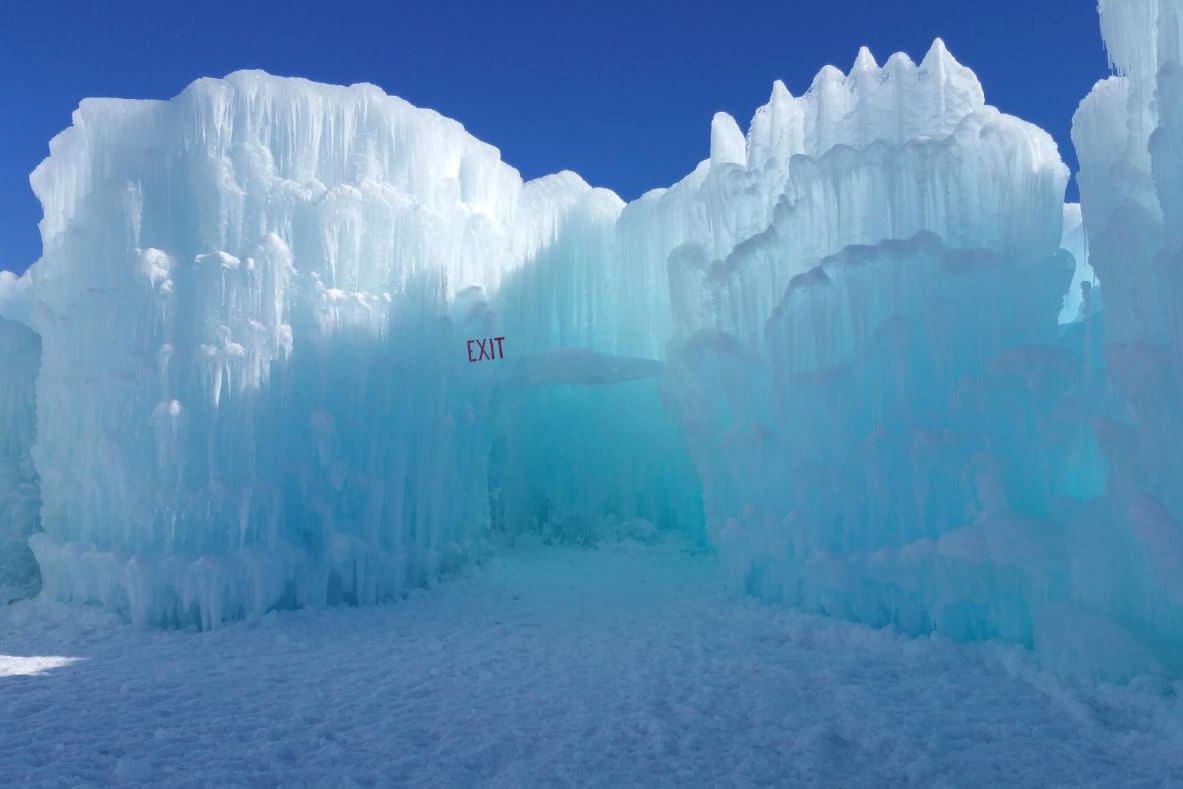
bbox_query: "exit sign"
[467,336,505,362]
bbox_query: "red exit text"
[468,336,506,362]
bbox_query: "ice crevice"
[0,28,1180,683]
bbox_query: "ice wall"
[1063,0,1183,675]
[624,42,1065,356]
[15,70,710,627]
[652,16,1183,680]
[0,312,41,603]
[653,45,1174,679]
[664,232,1109,658]
[19,72,669,627]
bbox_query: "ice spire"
[920,37,954,73]
[710,111,747,168]
[852,46,879,72]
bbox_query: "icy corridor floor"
[2,545,1182,789]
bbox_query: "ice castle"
[2,0,1181,682]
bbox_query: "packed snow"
[2,544,1181,788]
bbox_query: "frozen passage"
[1,10,1182,685]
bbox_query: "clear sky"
[1,0,1108,274]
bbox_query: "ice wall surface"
[656,7,1183,681]
[0,312,41,603]
[1063,0,1183,676]
[652,43,1121,669]
[12,71,700,627]
[9,73,629,626]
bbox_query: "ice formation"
[1061,0,1183,676]
[1,7,1181,682]
[1,73,699,626]
[0,311,40,603]
[1059,204,1096,324]
[651,19,1178,679]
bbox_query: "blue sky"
[1,0,1108,274]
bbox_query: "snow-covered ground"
[2,542,1181,788]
